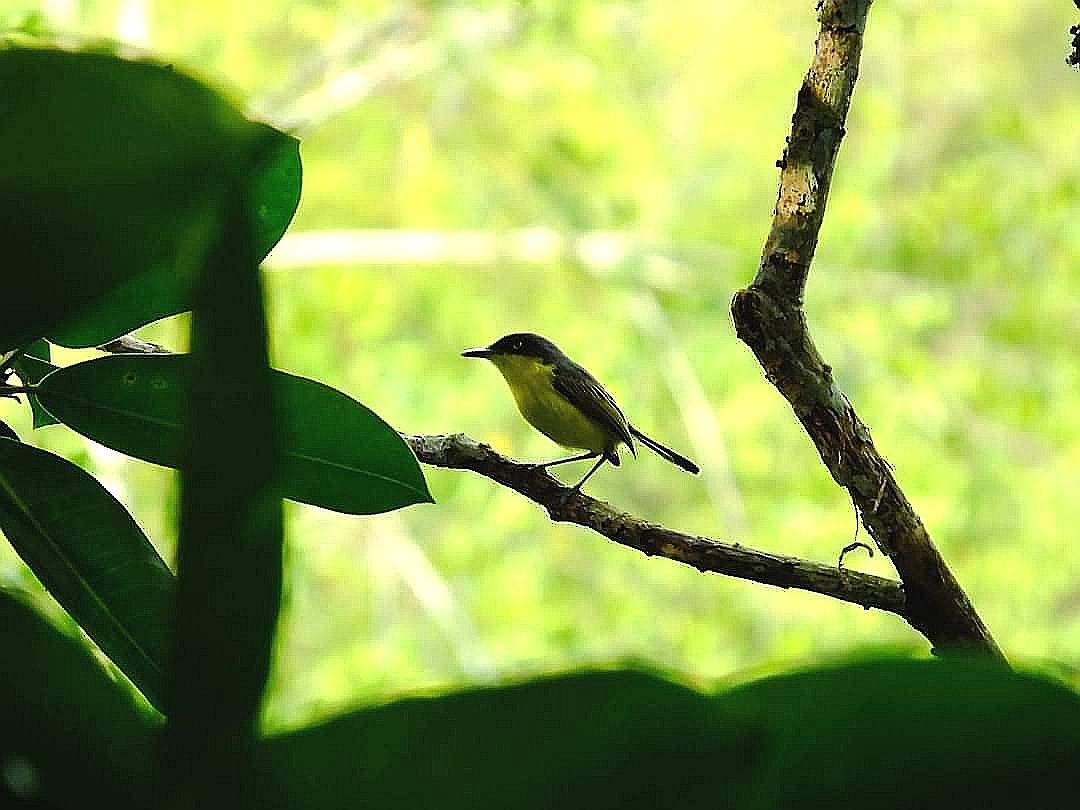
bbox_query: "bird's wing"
[552,361,635,452]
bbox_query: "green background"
[2,1,1077,731]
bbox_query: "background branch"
[730,0,1003,658]
[406,433,906,618]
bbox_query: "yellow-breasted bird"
[462,332,699,492]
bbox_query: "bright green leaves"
[0,48,271,351]
[36,355,432,514]
[0,439,173,711]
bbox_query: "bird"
[462,332,699,492]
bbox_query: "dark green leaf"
[0,421,17,441]
[37,355,432,514]
[37,355,186,467]
[0,47,279,351]
[0,438,173,710]
[162,187,281,808]
[47,134,302,348]
[277,370,432,513]
[13,340,59,427]
[22,338,50,363]
[256,659,1080,810]
[45,259,205,350]
[249,135,303,259]
[258,669,748,810]
[715,656,1080,809]
[0,589,157,808]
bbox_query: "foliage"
[37,355,430,514]
[5,582,1079,807]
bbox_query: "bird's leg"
[530,451,599,470]
[569,454,609,493]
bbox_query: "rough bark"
[406,433,906,617]
[730,0,1003,659]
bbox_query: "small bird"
[462,332,699,492]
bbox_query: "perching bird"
[462,332,699,492]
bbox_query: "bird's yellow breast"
[489,354,613,453]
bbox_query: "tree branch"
[405,433,906,617]
[90,326,909,620]
[730,0,1004,659]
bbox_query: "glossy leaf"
[37,355,433,514]
[0,438,173,710]
[0,47,280,351]
[0,589,157,808]
[47,135,303,348]
[249,135,303,259]
[13,340,59,427]
[276,368,433,513]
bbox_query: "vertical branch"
[730,0,1004,659]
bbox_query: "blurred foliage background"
[2,0,1078,730]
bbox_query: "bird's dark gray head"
[462,332,567,364]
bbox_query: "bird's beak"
[461,347,493,359]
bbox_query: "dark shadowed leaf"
[0,438,173,710]
[37,355,432,513]
[715,656,1080,809]
[162,184,280,808]
[0,47,281,351]
[47,135,302,348]
[0,590,157,808]
[256,658,1080,810]
[258,669,749,810]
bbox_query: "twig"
[730,1,1003,659]
[99,335,170,354]
[0,349,21,376]
[405,433,906,617]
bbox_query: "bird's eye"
[513,340,522,351]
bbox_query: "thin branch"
[99,335,170,354]
[58,333,907,617]
[405,433,906,617]
[730,1,1003,659]
[0,349,21,376]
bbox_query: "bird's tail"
[628,425,699,474]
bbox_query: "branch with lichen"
[405,433,906,618]
[730,0,1003,659]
